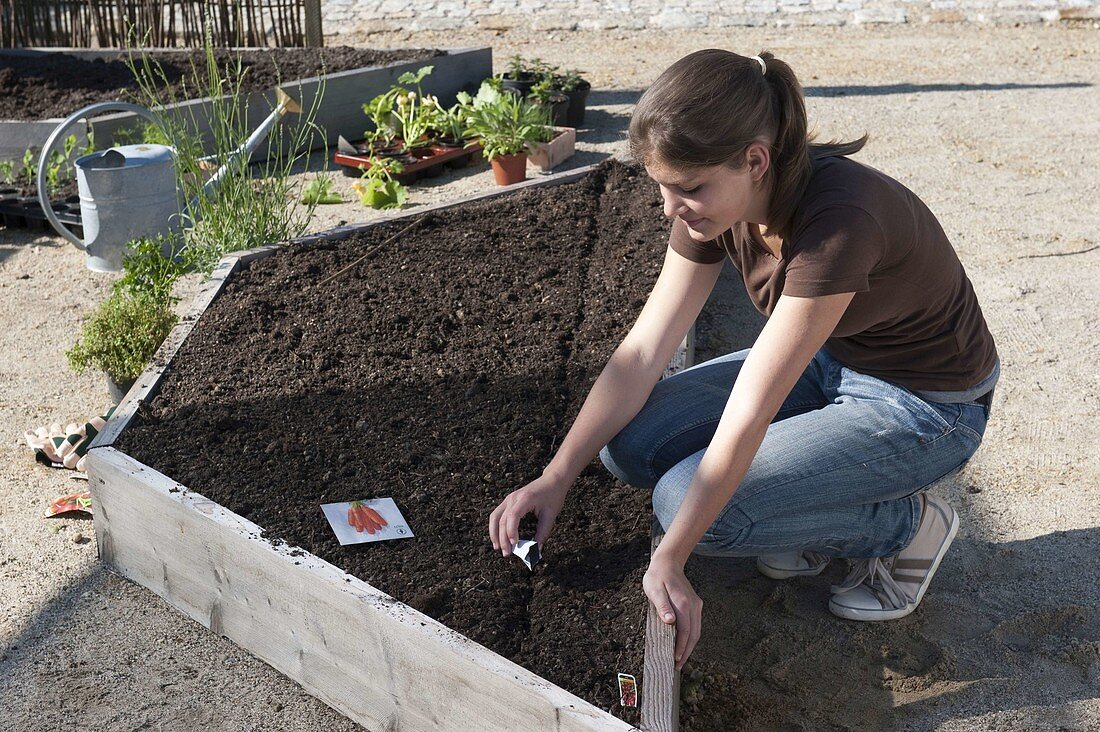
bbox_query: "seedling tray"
[0,191,83,237]
[86,163,687,731]
[334,139,484,182]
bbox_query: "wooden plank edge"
[295,163,603,246]
[86,445,637,732]
[641,522,680,732]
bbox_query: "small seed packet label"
[321,497,413,545]
[617,673,637,708]
[512,539,541,571]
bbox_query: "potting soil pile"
[118,160,677,723]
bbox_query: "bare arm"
[644,290,855,667]
[489,247,724,554]
[544,247,724,485]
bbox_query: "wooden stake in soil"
[642,520,680,732]
[315,217,426,287]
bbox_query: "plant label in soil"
[321,497,414,545]
[512,539,541,571]
[617,673,637,708]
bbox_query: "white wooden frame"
[87,164,688,732]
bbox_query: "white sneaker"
[828,494,959,621]
[756,550,831,580]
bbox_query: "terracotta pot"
[490,153,527,186]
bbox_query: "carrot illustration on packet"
[347,501,388,534]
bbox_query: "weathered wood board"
[641,526,680,732]
[87,163,686,731]
[87,446,635,732]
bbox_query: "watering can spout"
[193,88,303,207]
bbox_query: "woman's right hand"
[488,472,570,557]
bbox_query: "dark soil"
[118,160,672,723]
[0,47,442,121]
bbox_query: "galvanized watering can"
[37,90,301,272]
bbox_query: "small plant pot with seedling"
[552,69,592,128]
[353,156,408,210]
[463,80,553,187]
[500,54,544,98]
[527,126,576,174]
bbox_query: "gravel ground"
[1,22,1098,731]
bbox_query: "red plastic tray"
[334,140,484,182]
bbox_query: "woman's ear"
[746,141,771,182]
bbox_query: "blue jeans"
[599,348,990,559]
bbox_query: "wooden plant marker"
[641,521,680,732]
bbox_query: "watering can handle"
[37,102,162,251]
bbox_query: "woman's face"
[645,143,771,241]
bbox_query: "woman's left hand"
[643,552,702,670]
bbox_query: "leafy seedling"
[300,174,345,205]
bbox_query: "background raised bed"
[0,46,491,163]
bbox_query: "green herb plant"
[66,230,201,384]
[352,156,407,210]
[42,135,79,197]
[124,31,324,274]
[301,173,345,205]
[553,68,589,93]
[463,81,553,161]
[19,148,35,188]
[362,88,401,147]
[66,289,178,384]
[428,98,470,144]
[114,235,197,304]
[0,160,14,186]
[362,65,437,152]
[504,55,555,82]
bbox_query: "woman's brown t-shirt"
[670,156,998,393]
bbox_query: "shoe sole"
[828,507,959,621]
[756,556,830,580]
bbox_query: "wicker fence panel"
[0,0,321,48]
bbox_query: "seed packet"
[320,497,413,545]
[617,673,637,708]
[512,539,541,571]
[46,490,92,518]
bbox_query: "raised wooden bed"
[0,47,492,164]
[86,164,687,731]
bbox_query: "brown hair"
[629,49,868,241]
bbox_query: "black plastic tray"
[0,191,84,238]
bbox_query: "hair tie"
[750,55,767,75]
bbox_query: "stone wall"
[322,0,1099,34]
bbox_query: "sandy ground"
[2,22,1098,731]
